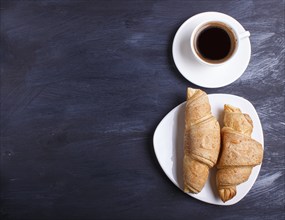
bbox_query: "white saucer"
[172,12,251,88]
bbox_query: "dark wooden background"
[1,0,284,219]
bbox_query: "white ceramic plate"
[153,94,264,205]
[172,12,251,88]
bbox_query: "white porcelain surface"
[153,94,264,205]
[172,12,251,88]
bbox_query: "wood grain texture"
[0,0,284,219]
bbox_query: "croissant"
[183,88,220,193]
[216,104,263,202]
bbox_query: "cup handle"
[239,31,250,40]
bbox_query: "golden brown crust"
[216,167,252,187]
[218,187,236,203]
[183,88,220,193]
[216,104,263,202]
[184,155,209,193]
[223,104,253,136]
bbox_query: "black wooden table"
[1,1,284,219]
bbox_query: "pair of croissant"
[183,88,263,202]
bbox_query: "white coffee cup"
[190,21,250,66]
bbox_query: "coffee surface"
[197,26,232,61]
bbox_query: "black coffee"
[196,26,232,61]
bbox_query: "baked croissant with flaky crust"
[216,104,263,202]
[183,88,220,193]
